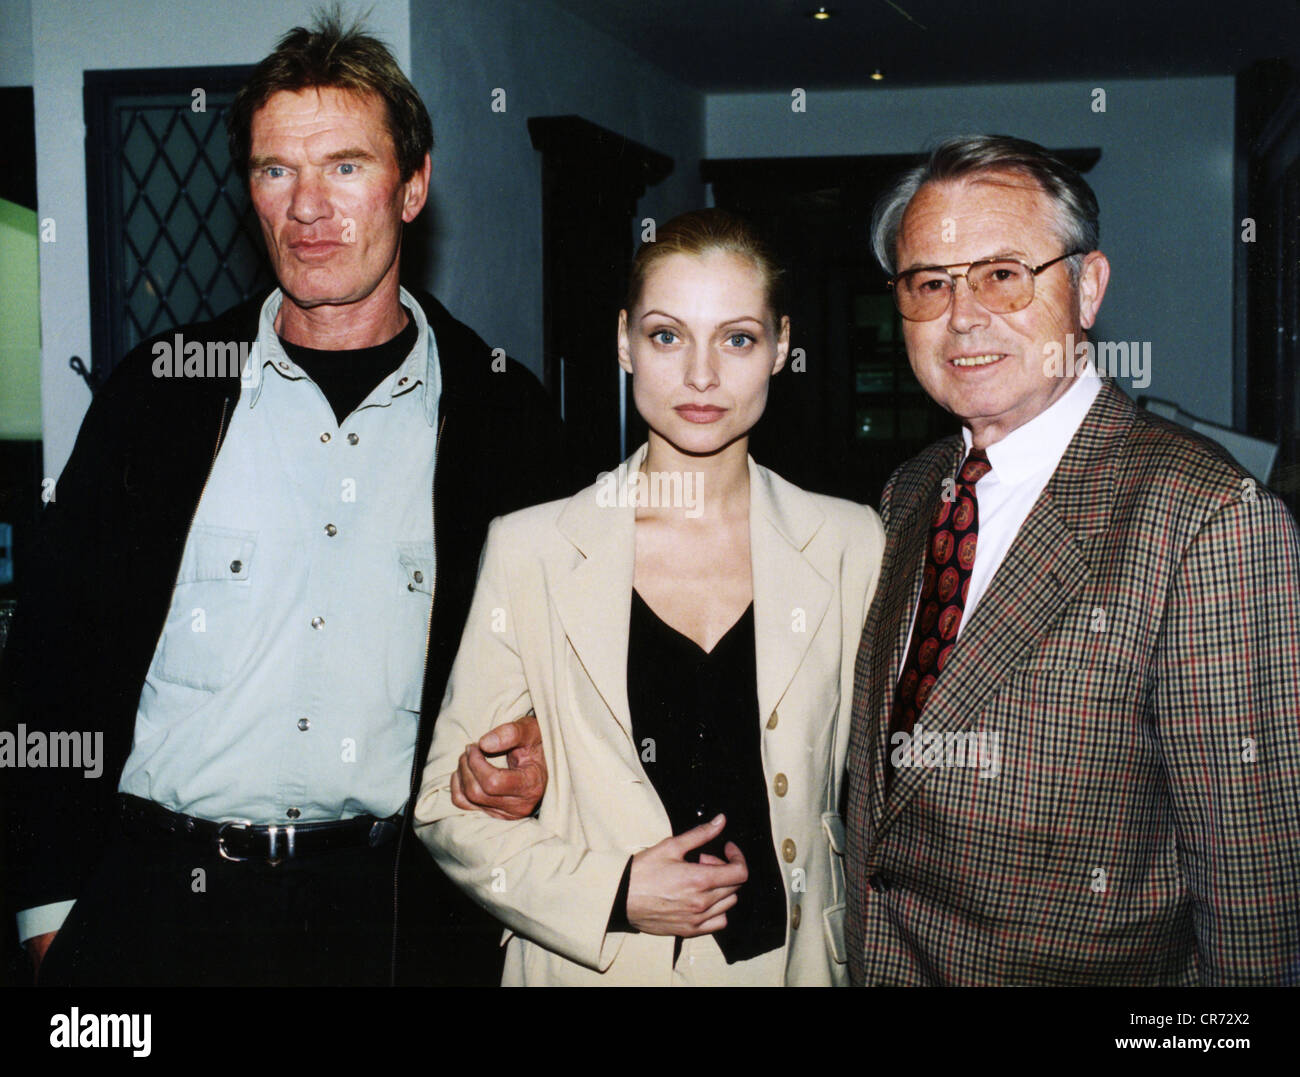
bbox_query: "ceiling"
[549,0,1299,91]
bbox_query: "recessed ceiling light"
[809,6,834,19]
[870,69,884,81]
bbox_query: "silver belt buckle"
[216,820,253,862]
[265,824,296,866]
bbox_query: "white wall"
[0,0,33,86]
[409,0,704,379]
[31,0,410,480]
[707,78,1237,425]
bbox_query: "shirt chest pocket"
[154,526,258,691]
[388,542,435,712]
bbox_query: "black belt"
[119,794,401,864]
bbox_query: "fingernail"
[712,814,724,825]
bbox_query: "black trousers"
[38,814,397,987]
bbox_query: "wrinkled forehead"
[251,86,393,147]
[898,171,1063,262]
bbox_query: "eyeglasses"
[887,251,1085,322]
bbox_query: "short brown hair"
[625,209,787,325]
[227,7,433,183]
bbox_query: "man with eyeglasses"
[844,134,1300,986]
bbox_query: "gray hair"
[870,134,1100,284]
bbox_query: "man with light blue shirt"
[4,13,564,986]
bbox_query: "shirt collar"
[961,360,1103,486]
[245,287,441,426]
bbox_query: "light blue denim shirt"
[17,287,443,943]
[120,284,442,822]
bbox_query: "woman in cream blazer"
[415,211,884,985]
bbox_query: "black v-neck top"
[626,589,785,962]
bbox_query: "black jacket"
[1,289,571,985]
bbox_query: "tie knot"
[959,449,991,485]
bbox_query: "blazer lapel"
[551,448,642,738]
[862,440,963,834]
[876,384,1129,833]
[748,460,833,726]
[550,449,839,744]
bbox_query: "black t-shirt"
[278,309,420,425]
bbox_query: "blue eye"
[338,162,356,175]
[727,332,754,348]
[652,329,677,345]
[264,166,286,179]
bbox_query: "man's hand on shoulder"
[450,711,548,820]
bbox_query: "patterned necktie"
[889,448,992,744]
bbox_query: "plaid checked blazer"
[845,382,1300,986]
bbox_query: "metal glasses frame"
[887,250,1087,321]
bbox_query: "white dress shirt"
[956,363,1102,634]
[898,363,1103,672]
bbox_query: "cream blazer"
[414,446,884,985]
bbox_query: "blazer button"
[790,903,801,930]
[773,773,788,797]
[766,710,779,730]
[781,838,796,863]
